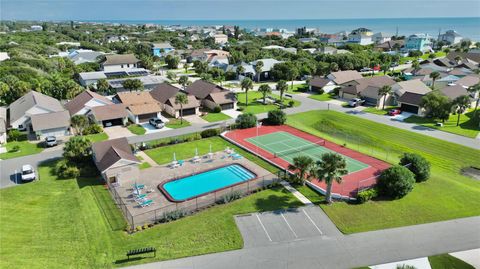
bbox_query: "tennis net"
[273,140,325,158]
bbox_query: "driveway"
[183,115,208,124]
[104,126,133,139]
[140,122,172,134]
[222,109,242,119]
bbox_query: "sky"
[1,0,480,21]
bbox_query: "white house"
[101,54,140,72]
[372,32,392,44]
[438,30,463,45]
[65,90,113,116]
[214,34,228,44]
[0,107,7,144]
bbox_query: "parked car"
[348,98,365,107]
[390,62,399,67]
[44,136,57,147]
[360,67,372,72]
[388,109,402,116]
[149,118,164,129]
[21,165,36,182]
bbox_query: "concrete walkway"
[280,181,313,205]
[135,151,158,167]
[450,248,480,268]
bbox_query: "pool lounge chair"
[139,200,154,208]
[178,160,184,166]
[232,154,243,160]
[192,156,201,163]
[132,184,145,189]
[171,161,179,168]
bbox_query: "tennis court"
[246,131,369,174]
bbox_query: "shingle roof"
[102,54,139,65]
[456,75,480,87]
[65,90,112,115]
[310,77,331,88]
[9,91,65,124]
[114,91,161,116]
[207,91,236,105]
[330,70,363,85]
[127,103,162,115]
[149,83,181,103]
[165,95,200,110]
[440,85,469,100]
[30,110,70,131]
[90,104,127,121]
[398,92,425,106]
[152,42,173,49]
[185,80,224,99]
[92,137,139,172]
[394,79,432,96]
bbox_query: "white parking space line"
[280,212,298,238]
[302,209,323,235]
[256,214,272,242]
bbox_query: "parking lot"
[235,205,341,248]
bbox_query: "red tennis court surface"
[223,125,390,199]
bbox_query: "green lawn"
[399,51,447,64]
[362,106,397,115]
[127,124,146,135]
[84,132,109,142]
[308,93,336,102]
[201,112,232,122]
[287,83,308,94]
[429,254,475,269]
[237,91,301,114]
[165,118,191,129]
[0,140,44,159]
[0,159,301,268]
[288,110,480,234]
[404,109,480,138]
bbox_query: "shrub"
[7,129,22,142]
[267,110,287,125]
[357,188,378,203]
[55,160,80,179]
[377,165,415,199]
[10,145,20,152]
[332,87,341,96]
[218,191,242,204]
[237,106,244,111]
[63,136,92,163]
[288,100,295,107]
[159,210,187,223]
[317,88,325,95]
[200,128,219,138]
[235,113,257,129]
[399,153,431,182]
[213,106,222,113]
[83,124,103,135]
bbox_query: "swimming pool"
[160,164,256,201]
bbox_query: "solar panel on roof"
[105,71,128,77]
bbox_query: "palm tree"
[178,75,189,90]
[454,56,462,64]
[288,156,314,186]
[184,62,190,73]
[175,92,188,124]
[258,84,271,104]
[378,85,392,110]
[412,60,420,75]
[276,80,288,102]
[468,83,480,116]
[429,71,441,90]
[254,60,264,82]
[452,95,471,126]
[240,77,253,106]
[312,153,348,204]
[381,63,390,75]
[236,65,245,80]
[329,62,339,72]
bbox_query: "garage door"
[400,103,419,114]
[362,97,378,106]
[181,108,196,116]
[220,103,234,110]
[138,113,157,122]
[102,118,123,127]
[40,127,69,138]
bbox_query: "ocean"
[93,17,480,41]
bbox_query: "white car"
[348,98,365,107]
[21,165,36,182]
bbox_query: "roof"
[92,137,139,172]
[102,54,139,66]
[447,51,480,64]
[149,83,181,103]
[79,71,107,81]
[440,85,469,100]
[152,42,173,49]
[456,75,480,87]
[329,70,363,85]
[65,90,112,115]
[128,103,162,115]
[310,77,331,88]
[250,58,282,72]
[30,110,70,131]
[207,91,236,105]
[9,91,65,124]
[114,91,161,115]
[68,49,104,64]
[90,104,128,121]
[375,40,404,50]
[398,92,425,106]
[185,80,224,99]
[165,95,200,109]
[433,58,455,67]
[394,79,432,96]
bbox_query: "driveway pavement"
[140,122,172,134]
[104,126,133,139]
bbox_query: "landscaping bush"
[288,100,295,107]
[399,153,431,182]
[317,88,325,95]
[200,128,219,138]
[63,136,92,163]
[235,113,257,129]
[7,129,23,142]
[332,87,341,96]
[159,210,188,223]
[213,106,222,113]
[267,110,287,125]
[237,106,244,111]
[218,191,242,204]
[357,188,378,203]
[10,145,20,152]
[83,124,103,135]
[55,159,80,179]
[377,165,415,199]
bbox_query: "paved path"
[124,216,480,269]
[280,181,313,205]
[135,151,158,167]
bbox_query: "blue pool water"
[162,164,256,201]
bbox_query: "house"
[319,46,337,55]
[65,90,113,116]
[0,107,6,144]
[92,137,140,184]
[446,51,480,66]
[113,92,162,124]
[89,104,128,127]
[374,40,404,52]
[78,68,150,87]
[339,76,397,107]
[106,35,129,43]
[327,70,364,86]
[404,34,432,52]
[348,28,373,45]
[56,49,104,65]
[8,91,70,138]
[30,25,43,31]
[372,32,392,44]
[455,75,480,88]
[108,75,165,91]
[393,79,432,115]
[150,83,200,118]
[185,80,237,110]
[250,58,282,81]
[438,30,463,45]
[309,77,335,93]
[101,54,140,72]
[440,85,471,102]
[214,34,228,44]
[152,42,174,57]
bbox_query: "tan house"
[339,76,396,107]
[393,79,432,116]
[92,137,140,185]
[114,92,162,124]
[101,54,140,72]
[327,70,363,85]
[90,104,129,127]
[186,80,237,110]
[149,83,200,118]
[213,34,228,44]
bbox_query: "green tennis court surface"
[246,131,369,173]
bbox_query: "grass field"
[84,132,109,142]
[165,118,191,129]
[201,112,231,122]
[429,254,475,269]
[237,91,300,114]
[0,140,43,159]
[308,93,336,102]
[127,124,147,135]
[288,110,480,234]
[0,158,301,268]
[287,83,308,94]
[404,109,479,138]
[362,106,396,115]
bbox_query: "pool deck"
[114,150,275,227]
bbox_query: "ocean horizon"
[86,17,480,41]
